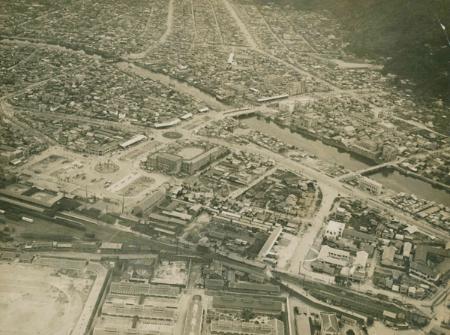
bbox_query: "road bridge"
[338,162,394,181]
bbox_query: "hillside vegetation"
[293,0,450,103]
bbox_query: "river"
[370,168,450,205]
[242,116,372,171]
[243,116,450,205]
[116,62,228,111]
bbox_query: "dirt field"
[0,263,92,335]
[117,175,154,197]
[30,154,66,172]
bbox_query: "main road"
[202,135,449,242]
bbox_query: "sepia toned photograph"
[0,0,449,334]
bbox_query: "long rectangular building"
[210,319,284,335]
[109,282,180,298]
[228,281,280,295]
[212,295,283,315]
[182,295,203,335]
[295,315,312,335]
[102,304,176,322]
[34,257,87,271]
[257,227,282,260]
[93,327,171,335]
[120,135,147,149]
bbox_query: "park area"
[0,263,92,335]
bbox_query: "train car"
[21,216,34,223]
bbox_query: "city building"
[381,245,397,267]
[228,281,280,295]
[212,295,283,315]
[409,245,450,284]
[102,304,176,322]
[295,315,312,335]
[381,144,398,161]
[295,113,319,129]
[182,295,203,335]
[154,152,183,174]
[320,313,339,335]
[340,250,369,282]
[210,319,284,335]
[93,328,166,335]
[119,134,147,149]
[279,101,295,113]
[132,185,168,215]
[181,146,228,175]
[149,146,228,176]
[357,175,383,195]
[312,245,350,274]
[109,282,180,298]
[403,242,413,259]
[154,119,181,128]
[100,242,123,252]
[324,220,346,240]
[428,326,450,335]
[380,122,396,136]
[350,139,379,161]
[257,226,282,260]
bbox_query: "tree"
[186,230,201,243]
[241,308,255,322]
[133,207,143,218]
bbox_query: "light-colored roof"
[354,251,368,268]
[257,226,282,259]
[210,319,284,335]
[120,134,147,148]
[326,220,345,233]
[295,316,312,335]
[100,242,123,250]
[154,119,181,128]
[382,246,396,262]
[403,242,413,257]
[320,313,339,332]
[318,245,350,267]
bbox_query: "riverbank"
[243,116,373,171]
[370,167,450,205]
[391,165,450,193]
[269,115,379,165]
[243,116,450,205]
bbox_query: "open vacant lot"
[0,263,92,335]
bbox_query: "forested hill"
[290,0,450,104]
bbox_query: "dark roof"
[343,228,377,242]
[229,280,280,294]
[212,295,283,313]
[205,279,225,289]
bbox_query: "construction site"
[0,262,94,335]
